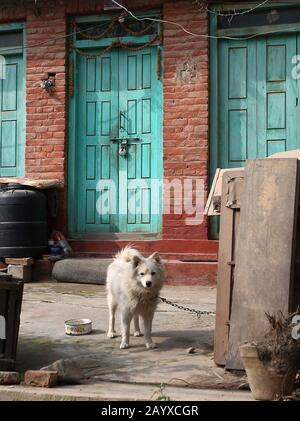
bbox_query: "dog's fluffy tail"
[114,246,142,263]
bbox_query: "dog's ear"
[149,252,162,264]
[132,255,141,268]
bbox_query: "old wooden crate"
[213,158,300,369]
[226,158,300,369]
[0,274,24,370]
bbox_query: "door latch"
[119,139,128,157]
[109,137,140,157]
[119,110,126,131]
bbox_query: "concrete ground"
[1,282,252,401]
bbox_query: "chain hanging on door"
[69,15,162,60]
[70,18,156,39]
[70,34,162,60]
[70,18,118,41]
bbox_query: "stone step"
[0,381,253,401]
[165,261,217,286]
[72,251,218,262]
[52,258,218,286]
[69,239,219,256]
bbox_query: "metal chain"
[159,297,216,319]
[70,18,117,41]
[70,34,161,59]
[71,17,157,41]
[71,42,116,59]
[119,19,157,36]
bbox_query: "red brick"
[0,372,21,385]
[24,370,58,388]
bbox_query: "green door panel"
[118,47,162,233]
[218,35,298,170]
[0,54,25,176]
[219,39,257,168]
[257,36,297,158]
[71,46,163,235]
[211,33,300,238]
[77,50,119,233]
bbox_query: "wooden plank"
[226,159,299,370]
[5,257,34,266]
[214,170,244,366]
[0,177,63,189]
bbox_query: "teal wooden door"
[218,34,299,170]
[0,53,25,176]
[76,49,119,233]
[210,33,300,238]
[73,46,162,234]
[118,47,162,232]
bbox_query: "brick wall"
[162,1,208,239]
[25,0,67,232]
[0,0,209,240]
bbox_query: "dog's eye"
[151,272,156,276]
[140,272,144,276]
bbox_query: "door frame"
[0,22,26,177]
[209,2,300,238]
[68,12,163,237]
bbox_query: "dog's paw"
[120,342,129,349]
[107,331,116,338]
[145,342,157,349]
[134,331,143,337]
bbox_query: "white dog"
[106,246,165,349]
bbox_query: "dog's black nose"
[146,281,152,288]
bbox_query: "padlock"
[119,139,127,156]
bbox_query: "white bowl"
[65,318,92,336]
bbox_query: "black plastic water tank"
[0,184,47,257]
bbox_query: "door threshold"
[68,233,162,241]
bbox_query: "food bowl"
[65,319,92,336]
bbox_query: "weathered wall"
[0,0,208,239]
[162,1,208,239]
